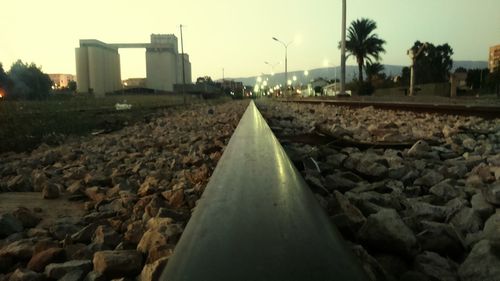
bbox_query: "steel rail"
[161,100,368,281]
[282,98,500,119]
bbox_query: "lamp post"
[264,61,280,76]
[180,24,186,104]
[272,37,293,96]
[340,0,347,95]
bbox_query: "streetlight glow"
[264,61,279,77]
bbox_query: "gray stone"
[357,209,417,257]
[413,170,444,187]
[401,170,420,186]
[136,229,167,255]
[84,187,106,202]
[6,174,32,192]
[407,140,431,158]
[429,179,465,203]
[470,193,495,220]
[93,250,143,279]
[59,270,86,281]
[31,170,48,192]
[84,172,111,187]
[7,268,44,281]
[404,186,421,197]
[417,221,465,258]
[414,251,458,281]
[123,221,144,245]
[137,176,159,197]
[374,254,408,279]
[403,201,447,222]
[449,207,483,235]
[324,173,357,192]
[471,163,496,183]
[146,217,174,231]
[330,191,366,236]
[71,223,99,244]
[445,198,469,219]
[0,213,24,238]
[304,174,329,196]
[487,154,500,166]
[388,166,409,180]
[12,207,41,229]
[138,256,169,281]
[83,271,106,281]
[443,163,468,179]
[67,180,84,194]
[0,239,35,260]
[462,138,477,151]
[483,212,500,251]
[92,225,121,249]
[482,182,500,206]
[325,153,347,169]
[464,231,484,250]
[466,174,484,188]
[45,260,92,279]
[458,240,500,281]
[347,191,402,212]
[350,244,390,281]
[27,247,65,272]
[355,158,388,179]
[49,223,80,240]
[42,182,60,199]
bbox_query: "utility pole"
[273,37,293,97]
[222,68,225,81]
[340,0,347,95]
[180,24,186,105]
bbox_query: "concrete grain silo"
[75,34,190,95]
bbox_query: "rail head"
[281,98,500,119]
[161,100,368,281]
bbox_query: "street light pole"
[264,61,280,76]
[340,0,347,95]
[273,37,293,96]
[180,24,186,105]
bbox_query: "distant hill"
[230,61,488,86]
[452,61,488,70]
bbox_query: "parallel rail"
[282,98,500,119]
[161,101,368,281]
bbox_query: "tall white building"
[75,34,191,96]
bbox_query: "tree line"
[343,18,499,96]
[0,60,53,100]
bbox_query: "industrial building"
[489,44,500,72]
[75,34,191,96]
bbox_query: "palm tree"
[365,62,385,82]
[345,18,386,82]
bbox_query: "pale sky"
[1,0,499,81]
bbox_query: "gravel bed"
[258,100,500,281]
[0,100,248,281]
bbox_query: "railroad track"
[161,100,368,280]
[281,98,500,119]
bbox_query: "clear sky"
[1,0,499,81]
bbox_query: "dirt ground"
[0,193,85,228]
